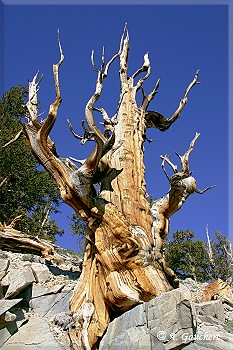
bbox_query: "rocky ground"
[0,247,83,349]
[100,281,233,350]
[0,247,233,349]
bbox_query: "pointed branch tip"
[91,50,99,73]
[195,185,216,194]
[57,28,64,59]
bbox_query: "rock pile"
[0,248,82,349]
[1,247,233,350]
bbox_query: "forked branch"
[141,78,160,110]
[67,119,95,144]
[103,24,126,77]
[161,133,215,194]
[144,70,200,131]
[151,133,214,283]
[175,131,200,172]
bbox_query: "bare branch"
[178,132,200,172]
[69,156,86,165]
[119,25,129,83]
[133,52,150,79]
[160,134,215,200]
[145,70,200,131]
[195,185,215,194]
[103,25,126,76]
[0,175,10,189]
[87,27,129,143]
[140,78,160,111]
[101,46,105,72]
[67,119,95,144]
[93,107,117,138]
[160,154,178,174]
[40,208,50,232]
[169,69,200,123]
[85,77,105,142]
[91,50,99,73]
[55,29,65,96]
[206,224,215,268]
[147,78,160,102]
[40,30,64,144]
[86,46,114,143]
[132,52,151,93]
[2,129,24,148]
[0,225,64,261]
[26,71,43,126]
[161,157,170,181]
[224,243,233,261]
[8,215,23,228]
[93,107,110,124]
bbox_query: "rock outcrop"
[99,282,233,350]
[1,246,233,350]
[0,248,82,349]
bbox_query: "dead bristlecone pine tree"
[14,27,214,349]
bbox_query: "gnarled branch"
[144,70,200,131]
[9,26,214,350]
[39,29,64,146]
[151,133,214,283]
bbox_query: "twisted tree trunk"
[16,28,213,349]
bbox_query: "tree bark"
[17,28,213,349]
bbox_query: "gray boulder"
[0,298,22,318]
[31,282,65,298]
[0,307,28,347]
[30,283,73,317]
[30,262,51,283]
[99,285,233,350]
[1,315,63,349]
[4,267,35,299]
[99,286,193,350]
[0,258,10,281]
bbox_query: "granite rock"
[0,258,10,281]
[1,316,63,349]
[30,262,51,283]
[5,267,35,299]
[99,285,233,350]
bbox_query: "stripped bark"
[7,27,214,349]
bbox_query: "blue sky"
[1,1,230,250]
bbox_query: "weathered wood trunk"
[15,28,213,349]
[0,222,63,261]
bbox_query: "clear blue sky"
[2,2,230,250]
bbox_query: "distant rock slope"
[0,246,233,350]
